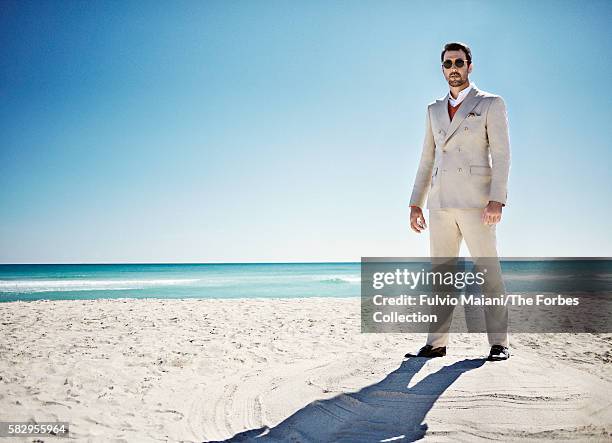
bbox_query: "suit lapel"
[437,93,451,133]
[443,86,482,145]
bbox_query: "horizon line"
[0,257,610,266]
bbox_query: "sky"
[1,0,611,263]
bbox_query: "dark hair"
[441,42,472,65]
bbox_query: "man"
[407,42,511,361]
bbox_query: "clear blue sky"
[1,0,610,263]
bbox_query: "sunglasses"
[442,58,468,69]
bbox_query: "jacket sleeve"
[486,96,511,205]
[409,106,435,208]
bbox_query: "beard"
[448,75,466,87]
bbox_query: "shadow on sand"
[208,357,486,442]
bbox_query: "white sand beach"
[0,297,611,442]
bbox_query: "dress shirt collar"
[448,82,474,107]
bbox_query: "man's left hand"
[482,201,503,225]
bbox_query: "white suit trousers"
[426,208,509,348]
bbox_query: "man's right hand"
[410,206,427,233]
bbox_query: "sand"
[0,297,611,442]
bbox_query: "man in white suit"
[407,42,511,361]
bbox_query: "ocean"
[0,263,360,302]
[0,260,610,303]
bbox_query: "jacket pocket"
[469,165,492,176]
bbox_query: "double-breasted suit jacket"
[409,85,511,210]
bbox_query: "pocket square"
[468,112,481,118]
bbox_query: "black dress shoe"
[488,345,510,361]
[404,345,447,358]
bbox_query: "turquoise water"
[0,261,609,302]
[0,263,361,302]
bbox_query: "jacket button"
[458,168,462,172]
[464,127,468,131]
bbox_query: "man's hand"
[482,201,503,225]
[410,206,427,233]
